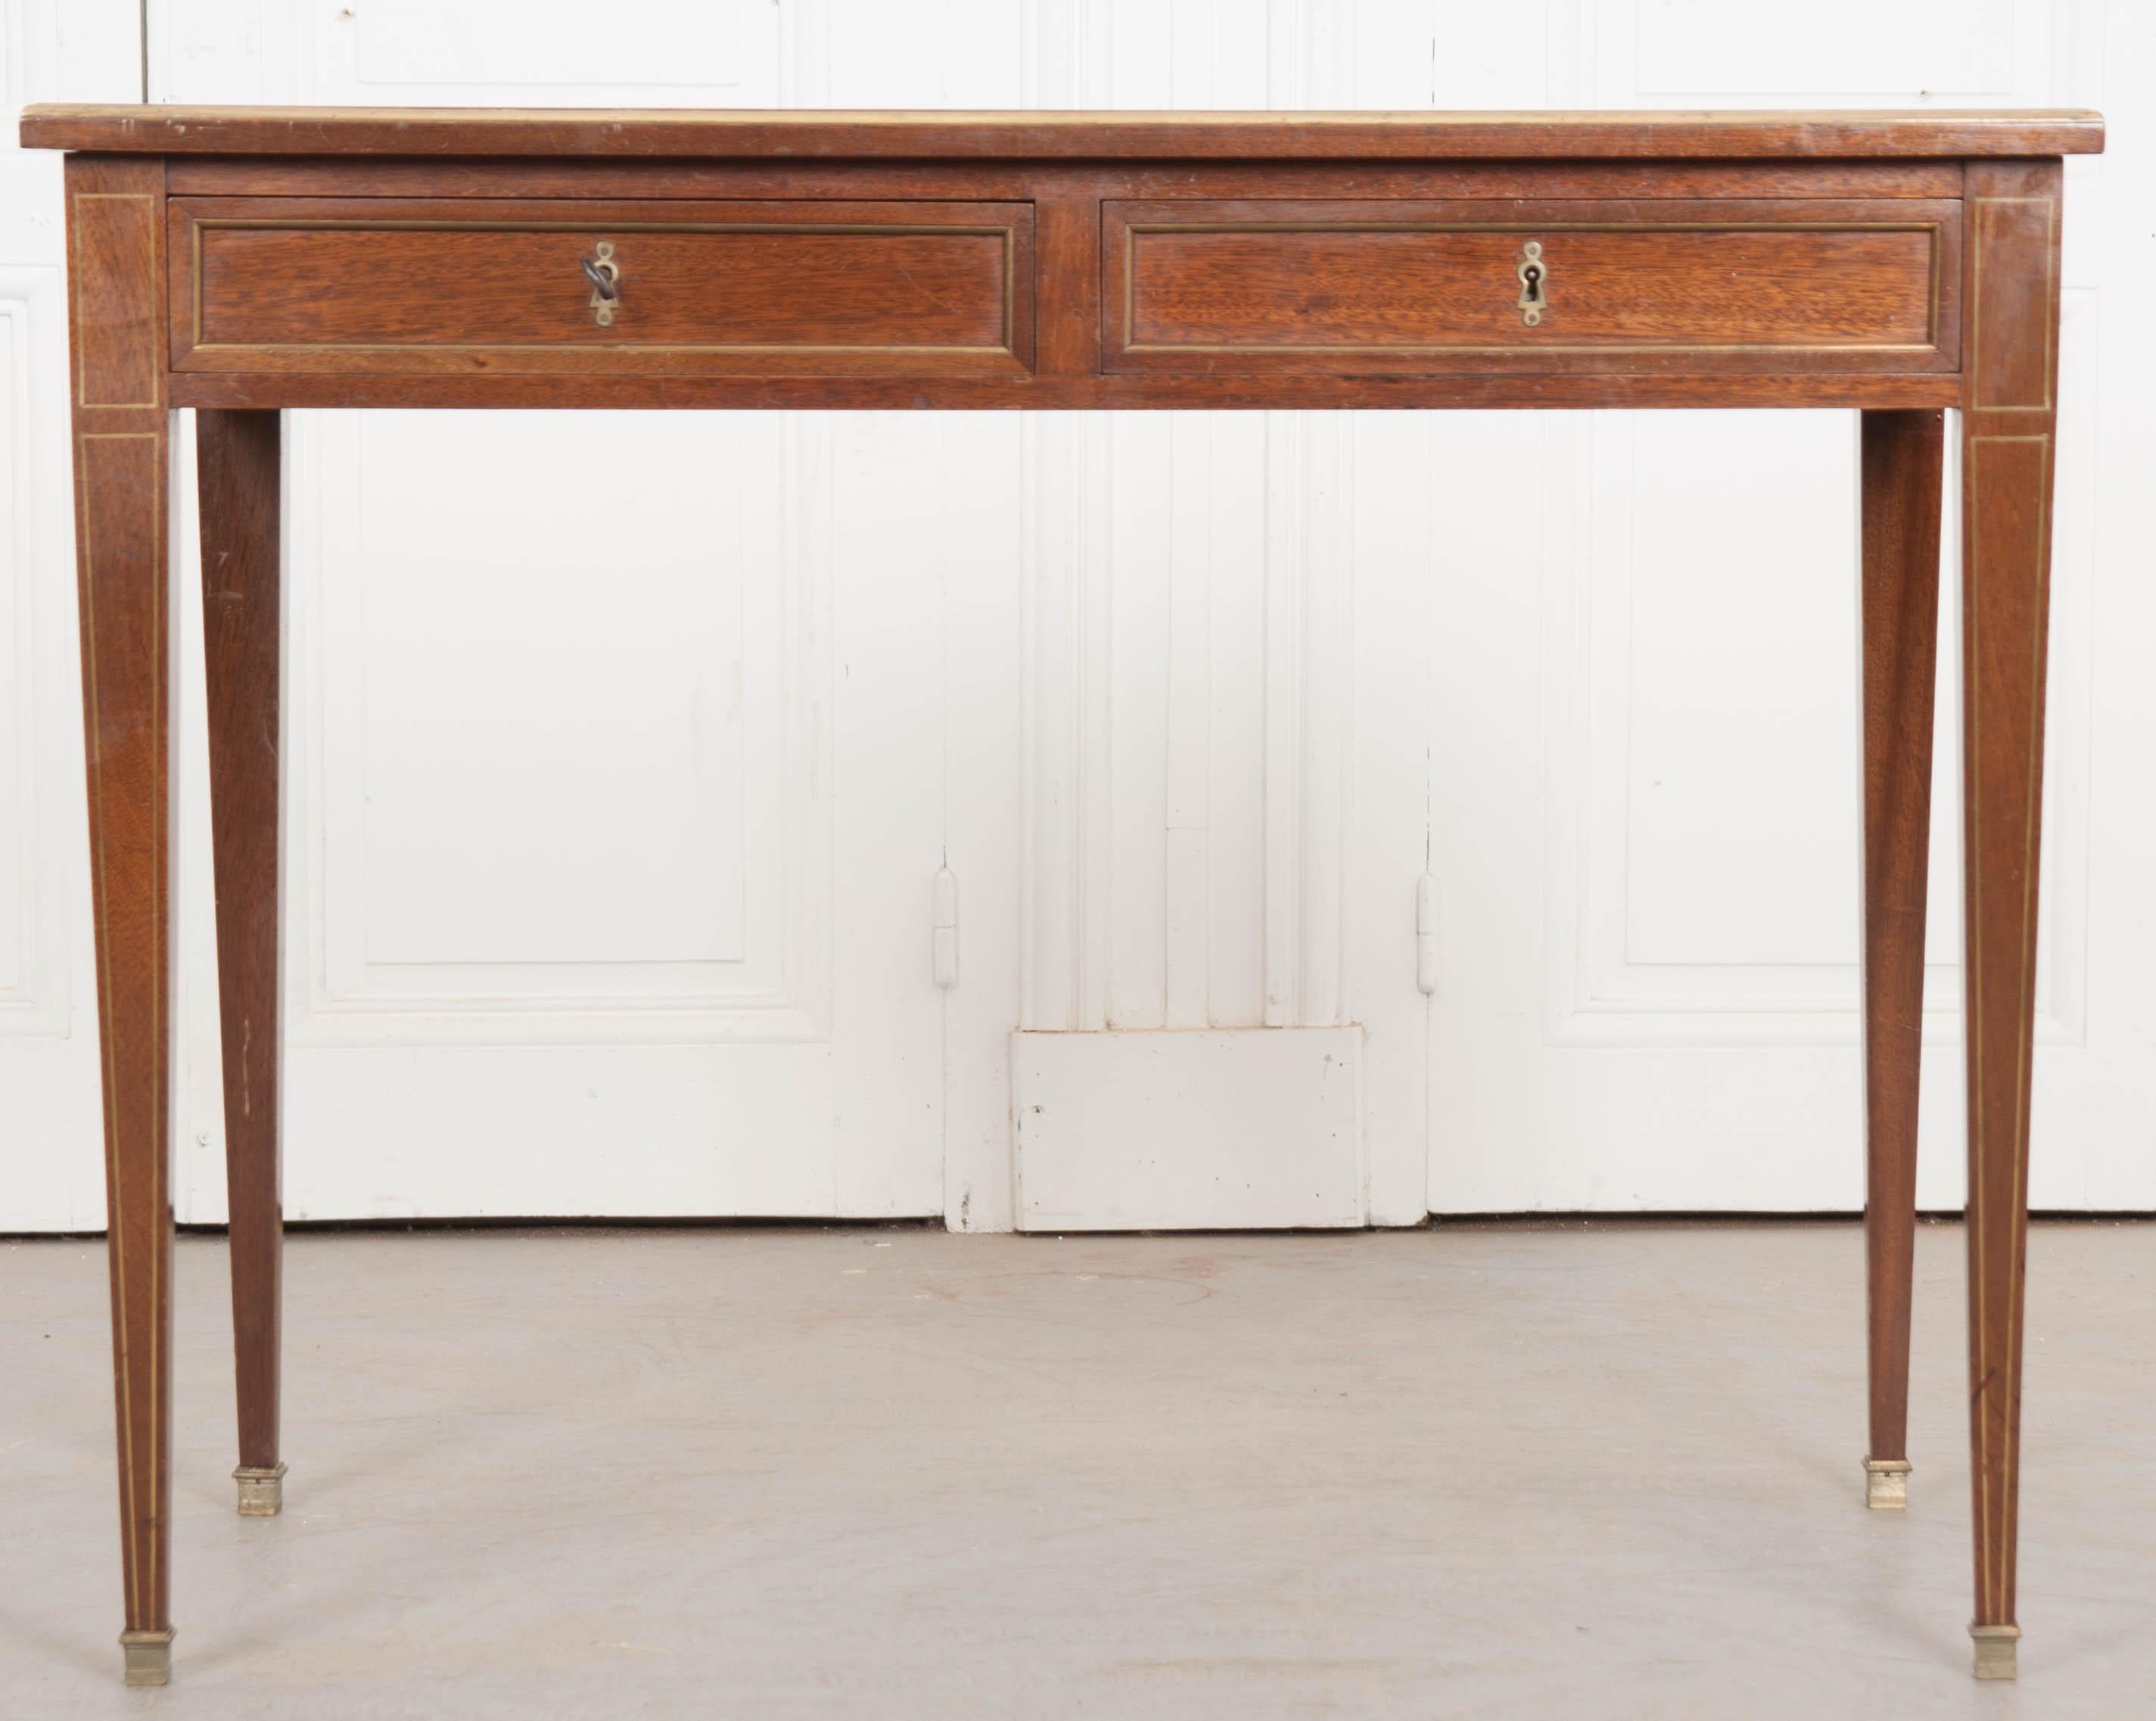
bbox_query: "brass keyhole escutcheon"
[582,240,621,327]
[1516,240,1548,328]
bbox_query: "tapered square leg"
[1858,409,1945,1511]
[198,407,289,1515]
[1955,159,2064,1682]
[65,154,179,1684]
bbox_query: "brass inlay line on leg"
[1963,429,2055,1623]
[1965,428,1997,1618]
[77,429,168,1626]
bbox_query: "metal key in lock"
[582,240,621,327]
[1516,240,1548,328]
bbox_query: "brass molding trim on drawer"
[1103,198,1962,376]
[169,197,1034,375]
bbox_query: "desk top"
[19,104,2106,161]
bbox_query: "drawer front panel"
[172,198,1033,375]
[1105,199,1960,374]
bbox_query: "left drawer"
[168,198,1034,375]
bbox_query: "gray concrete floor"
[3,1221,2151,1719]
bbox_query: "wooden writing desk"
[19,102,2105,1687]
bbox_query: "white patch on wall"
[1349,2,1551,110]
[0,288,26,1012]
[1014,1027,1365,1230]
[354,0,741,88]
[285,0,780,108]
[1619,410,1863,971]
[1545,382,2095,1046]
[814,0,1022,107]
[350,416,748,969]
[1548,412,1896,1031]
[0,268,68,1040]
[1626,0,2018,96]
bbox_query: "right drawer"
[1103,199,1962,375]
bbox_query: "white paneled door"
[8,0,2152,1232]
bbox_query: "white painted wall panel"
[346,415,751,969]
[317,0,776,107]
[294,412,823,1037]
[818,0,1020,107]
[1632,0,2018,96]
[353,0,743,89]
[1621,414,1862,969]
[0,284,33,1001]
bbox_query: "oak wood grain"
[71,185,163,406]
[1968,194,2058,412]
[161,157,1969,204]
[196,408,285,1498]
[65,151,176,1685]
[1033,196,1100,377]
[198,229,1010,350]
[1106,198,1958,375]
[1956,157,2063,1676]
[163,368,1968,412]
[172,197,1033,375]
[1858,409,1945,1486]
[20,104,2106,159]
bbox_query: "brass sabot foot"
[120,1628,173,1687]
[1971,1623,2021,1681]
[1863,1456,1911,1511]
[235,1461,288,1517]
